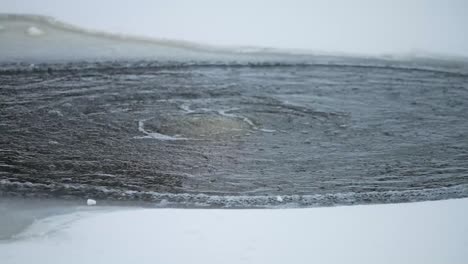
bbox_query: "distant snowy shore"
[1,198,467,264]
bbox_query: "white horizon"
[1,0,467,57]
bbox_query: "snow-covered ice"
[26,26,44,36]
[1,198,467,264]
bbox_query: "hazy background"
[1,0,468,57]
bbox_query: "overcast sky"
[2,0,467,56]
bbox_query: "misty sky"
[1,0,467,57]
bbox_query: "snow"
[26,26,44,36]
[1,198,467,264]
[3,1,468,57]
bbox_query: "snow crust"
[26,26,44,36]
[1,198,467,264]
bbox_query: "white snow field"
[1,198,467,264]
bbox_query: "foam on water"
[179,104,196,114]
[134,120,187,141]
[2,179,468,208]
[217,110,257,129]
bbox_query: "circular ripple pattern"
[1,62,468,207]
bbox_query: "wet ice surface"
[0,197,133,240]
[1,62,468,207]
[0,198,82,240]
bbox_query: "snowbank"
[1,198,467,264]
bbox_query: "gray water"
[1,61,468,208]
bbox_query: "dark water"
[1,62,468,207]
